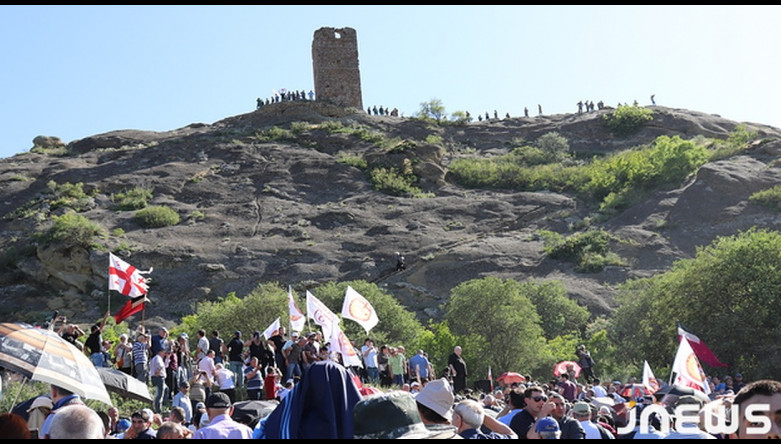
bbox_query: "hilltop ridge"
[2,101,781,326]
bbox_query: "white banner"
[341,285,379,334]
[306,291,337,339]
[288,286,306,332]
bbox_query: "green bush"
[541,229,624,272]
[134,205,180,228]
[369,167,424,197]
[48,212,107,247]
[601,104,654,136]
[336,152,368,169]
[749,185,781,210]
[47,181,94,212]
[534,132,571,162]
[112,187,153,211]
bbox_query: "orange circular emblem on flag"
[685,354,705,383]
[348,298,373,322]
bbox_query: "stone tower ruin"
[311,27,363,110]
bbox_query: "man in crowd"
[730,379,781,439]
[193,392,253,439]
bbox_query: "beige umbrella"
[0,322,112,405]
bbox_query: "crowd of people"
[2,318,779,439]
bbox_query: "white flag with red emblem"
[306,291,338,340]
[288,286,306,332]
[671,336,711,395]
[642,360,660,394]
[328,318,362,368]
[263,317,281,341]
[341,286,379,334]
[108,252,149,297]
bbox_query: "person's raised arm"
[483,413,517,438]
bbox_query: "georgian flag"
[341,285,379,334]
[108,253,149,297]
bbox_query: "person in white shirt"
[213,363,236,404]
[197,349,217,388]
[150,349,169,413]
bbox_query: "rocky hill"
[2,101,781,327]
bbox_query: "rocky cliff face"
[2,101,780,326]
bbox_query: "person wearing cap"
[534,416,562,439]
[227,330,245,389]
[415,377,460,438]
[192,392,253,439]
[25,395,52,438]
[172,381,193,424]
[282,331,306,382]
[452,398,517,438]
[353,391,444,438]
[571,401,614,439]
[114,418,131,439]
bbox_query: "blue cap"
[535,416,560,433]
[117,418,131,432]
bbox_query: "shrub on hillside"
[134,205,180,228]
[601,104,653,136]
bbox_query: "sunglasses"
[531,395,548,402]
[132,419,146,424]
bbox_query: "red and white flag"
[306,291,337,339]
[328,319,362,368]
[113,295,148,324]
[671,335,711,395]
[288,286,306,332]
[642,360,660,394]
[341,286,379,335]
[677,323,727,368]
[108,253,149,297]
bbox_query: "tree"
[443,277,548,376]
[524,280,590,339]
[416,98,447,123]
[611,228,781,380]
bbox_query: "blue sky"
[2,5,780,159]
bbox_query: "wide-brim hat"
[353,391,446,439]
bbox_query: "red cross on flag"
[108,252,149,297]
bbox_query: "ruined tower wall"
[311,27,363,110]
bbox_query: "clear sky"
[2,5,780,159]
